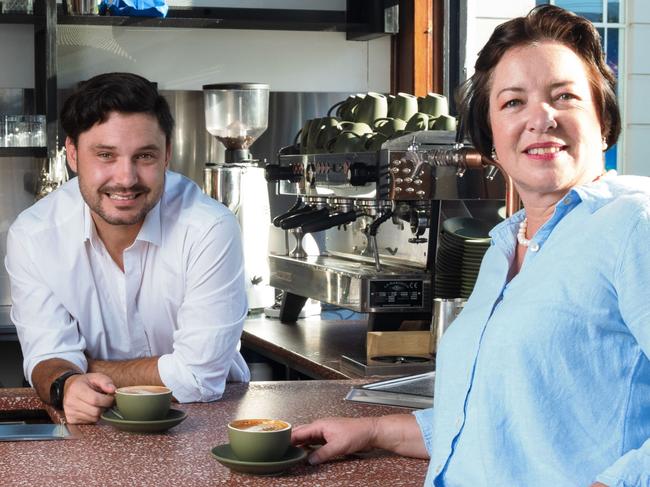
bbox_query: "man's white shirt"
[4,170,250,402]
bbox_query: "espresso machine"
[202,83,275,311]
[265,130,512,375]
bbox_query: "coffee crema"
[116,385,171,396]
[229,419,289,432]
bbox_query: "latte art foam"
[230,419,289,432]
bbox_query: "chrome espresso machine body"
[265,130,508,375]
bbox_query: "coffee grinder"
[202,82,275,311]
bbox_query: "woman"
[292,5,650,486]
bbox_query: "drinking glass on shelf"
[0,115,47,147]
[29,115,46,146]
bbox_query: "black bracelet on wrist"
[49,371,81,409]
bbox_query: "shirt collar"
[489,171,623,243]
[489,185,584,247]
[572,170,619,214]
[137,198,162,246]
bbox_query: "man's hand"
[292,417,380,465]
[62,373,116,424]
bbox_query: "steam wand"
[367,207,394,272]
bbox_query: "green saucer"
[100,408,187,433]
[211,444,307,476]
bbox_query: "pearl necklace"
[517,218,531,247]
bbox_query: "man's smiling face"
[66,111,170,233]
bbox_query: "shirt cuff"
[157,354,218,403]
[26,352,87,387]
[413,407,434,457]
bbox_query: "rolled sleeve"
[157,214,250,402]
[413,407,435,457]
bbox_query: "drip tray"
[340,353,434,377]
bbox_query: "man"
[4,72,250,424]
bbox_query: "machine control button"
[405,187,415,193]
[404,177,413,183]
[391,167,400,173]
[392,159,401,166]
[394,187,402,192]
[394,178,403,184]
[416,190,425,196]
[414,179,423,185]
[402,168,411,174]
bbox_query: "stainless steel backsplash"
[0,89,352,322]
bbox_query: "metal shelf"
[0,147,47,158]
[57,6,355,32]
[0,12,44,24]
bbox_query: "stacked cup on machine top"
[294,91,457,154]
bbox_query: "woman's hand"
[292,413,428,465]
[292,417,379,465]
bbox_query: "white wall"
[56,26,390,91]
[624,0,650,175]
[463,0,535,80]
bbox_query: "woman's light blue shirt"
[414,174,650,486]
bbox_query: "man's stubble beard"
[77,171,164,227]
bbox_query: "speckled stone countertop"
[0,381,428,486]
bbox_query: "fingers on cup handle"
[87,374,116,394]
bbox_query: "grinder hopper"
[202,82,275,311]
[203,83,269,163]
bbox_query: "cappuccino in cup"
[228,418,292,462]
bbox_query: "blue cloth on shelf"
[99,0,168,18]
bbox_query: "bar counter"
[0,381,428,486]
[242,314,368,379]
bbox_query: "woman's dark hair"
[458,4,621,158]
[60,72,175,145]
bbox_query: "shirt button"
[529,242,540,252]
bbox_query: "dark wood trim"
[392,0,442,96]
[431,0,444,94]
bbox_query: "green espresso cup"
[432,114,457,131]
[418,92,449,118]
[354,92,388,125]
[228,418,292,462]
[405,112,430,132]
[114,385,172,421]
[373,117,407,137]
[326,131,366,153]
[388,92,419,121]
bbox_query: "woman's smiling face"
[488,41,606,205]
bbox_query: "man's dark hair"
[60,72,175,146]
[458,4,621,159]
